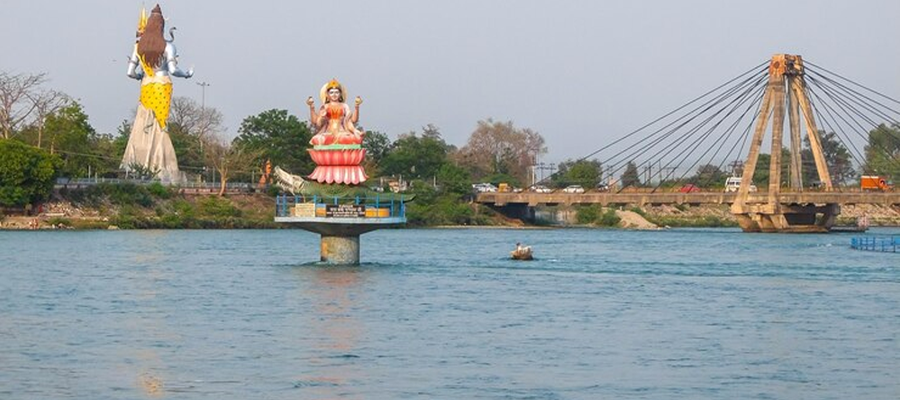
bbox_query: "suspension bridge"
[476,54,900,232]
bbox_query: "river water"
[1,228,898,399]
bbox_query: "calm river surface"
[1,227,899,399]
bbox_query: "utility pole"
[196,81,211,109]
[536,162,556,183]
[729,160,744,177]
[644,163,653,185]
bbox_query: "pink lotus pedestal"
[307,148,368,185]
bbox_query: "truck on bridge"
[861,175,893,192]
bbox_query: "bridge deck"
[475,192,900,206]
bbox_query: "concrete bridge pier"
[320,234,361,264]
[298,222,385,265]
[733,203,839,233]
[276,213,406,265]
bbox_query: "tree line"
[0,71,551,217]
[2,70,898,214]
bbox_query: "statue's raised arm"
[165,43,193,78]
[351,96,362,125]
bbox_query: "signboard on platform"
[325,204,366,218]
[293,203,316,218]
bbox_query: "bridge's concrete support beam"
[475,192,895,233]
[733,203,839,233]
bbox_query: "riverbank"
[1,184,280,230]
[2,184,898,230]
[529,203,900,229]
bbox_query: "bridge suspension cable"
[803,61,900,173]
[544,57,899,191]
[537,61,771,188]
[605,72,768,188]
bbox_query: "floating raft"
[850,236,898,253]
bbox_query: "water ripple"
[0,228,898,399]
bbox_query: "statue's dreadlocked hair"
[137,5,166,68]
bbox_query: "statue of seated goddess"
[304,79,368,184]
[307,79,364,147]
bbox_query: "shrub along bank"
[34,183,897,230]
[36,182,508,229]
[53,183,278,229]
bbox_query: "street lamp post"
[196,81,211,109]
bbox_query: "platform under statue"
[121,5,193,183]
[274,79,410,265]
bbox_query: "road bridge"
[476,191,900,207]
[493,53,899,232]
[476,190,898,233]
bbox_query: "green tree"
[436,163,472,195]
[801,131,855,186]
[362,130,391,165]
[167,124,205,173]
[110,120,131,164]
[864,124,900,181]
[91,132,125,177]
[752,148,791,187]
[690,164,727,188]
[555,159,602,188]
[621,161,641,188]
[42,103,109,178]
[380,126,453,180]
[0,139,60,206]
[404,181,478,226]
[753,153,771,186]
[361,130,391,177]
[233,109,314,177]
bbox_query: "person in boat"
[306,79,365,146]
[512,242,533,260]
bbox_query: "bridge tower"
[731,54,839,232]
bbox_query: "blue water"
[1,228,898,399]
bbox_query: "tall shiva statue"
[121,5,193,183]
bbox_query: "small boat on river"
[511,243,533,261]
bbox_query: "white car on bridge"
[724,177,757,192]
[472,183,498,193]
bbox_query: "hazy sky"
[3,0,899,163]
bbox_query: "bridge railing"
[850,236,898,253]
[524,186,893,194]
[275,194,407,218]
